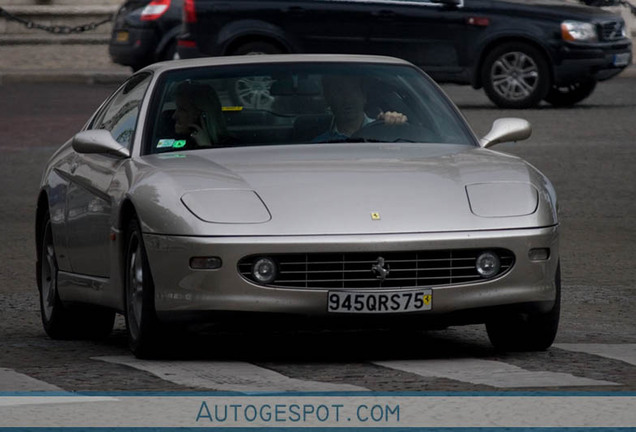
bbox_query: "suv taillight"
[184,0,197,23]
[141,0,171,21]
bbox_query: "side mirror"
[479,118,531,148]
[72,130,131,158]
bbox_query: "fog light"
[529,248,550,261]
[252,257,277,284]
[476,251,501,278]
[190,256,222,270]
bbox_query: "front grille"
[238,249,514,289]
[598,21,625,41]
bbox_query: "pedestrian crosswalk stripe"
[0,367,62,392]
[373,358,619,388]
[555,343,636,367]
[94,356,368,392]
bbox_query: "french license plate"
[328,290,432,314]
[613,53,631,67]
[116,31,129,43]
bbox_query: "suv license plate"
[613,53,631,67]
[116,31,129,42]
[328,290,432,313]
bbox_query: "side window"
[91,73,152,149]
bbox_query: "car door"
[365,0,468,79]
[65,73,152,277]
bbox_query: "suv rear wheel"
[230,41,284,56]
[482,42,551,109]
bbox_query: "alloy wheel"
[490,51,540,102]
[127,231,144,341]
[41,220,57,322]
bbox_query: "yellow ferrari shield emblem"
[371,212,381,220]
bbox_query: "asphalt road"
[0,78,635,393]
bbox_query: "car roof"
[141,54,414,74]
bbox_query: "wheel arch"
[154,26,181,60]
[117,198,140,309]
[472,36,554,89]
[224,34,290,56]
[119,198,139,244]
[217,20,296,55]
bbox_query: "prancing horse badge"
[371,212,381,220]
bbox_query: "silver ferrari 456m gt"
[36,54,559,358]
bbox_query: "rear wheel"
[486,263,561,351]
[230,40,284,56]
[161,39,179,62]
[228,41,283,109]
[482,42,551,109]
[39,211,114,339]
[125,218,162,358]
[544,79,597,107]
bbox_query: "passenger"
[313,75,407,142]
[172,81,234,147]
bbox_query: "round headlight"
[476,251,501,278]
[252,257,277,284]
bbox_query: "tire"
[226,41,283,109]
[38,211,115,340]
[124,218,162,358]
[486,263,561,352]
[481,42,551,109]
[229,40,284,56]
[544,79,597,107]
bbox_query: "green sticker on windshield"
[157,139,187,149]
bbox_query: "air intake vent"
[239,249,514,289]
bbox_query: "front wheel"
[125,218,162,358]
[486,263,561,352]
[544,79,597,107]
[481,42,551,109]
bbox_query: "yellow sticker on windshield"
[222,106,243,112]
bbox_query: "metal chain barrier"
[0,6,113,35]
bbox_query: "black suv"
[177,0,632,108]
[109,0,182,71]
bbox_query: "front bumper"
[553,40,632,84]
[143,226,559,326]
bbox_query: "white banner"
[1,394,636,428]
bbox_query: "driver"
[313,75,407,142]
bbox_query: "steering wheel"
[350,119,439,143]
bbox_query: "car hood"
[135,143,557,236]
[486,0,621,21]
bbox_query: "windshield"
[143,62,477,154]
